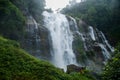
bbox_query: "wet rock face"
[68,18,114,73]
[21,15,51,60]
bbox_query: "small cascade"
[69,16,78,31]
[100,31,114,52]
[43,11,77,71]
[89,26,96,41]
[32,16,41,46]
[24,15,41,58]
[26,15,41,47]
[98,44,111,60]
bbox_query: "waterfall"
[43,11,77,71]
[23,11,114,73]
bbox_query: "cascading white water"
[32,17,41,44]
[89,26,96,41]
[100,31,114,52]
[68,16,113,61]
[69,16,78,30]
[26,16,41,45]
[69,16,87,51]
[98,44,111,60]
[43,11,77,71]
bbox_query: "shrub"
[102,46,120,80]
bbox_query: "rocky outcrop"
[21,15,51,60]
[67,64,85,74]
[68,18,114,73]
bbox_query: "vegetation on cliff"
[10,0,45,23]
[0,0,25,40]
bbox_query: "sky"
[45,0,81,11]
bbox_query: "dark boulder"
[67,64,85,74]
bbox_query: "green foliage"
[28,0,45,22]
[9,0,29,11]
[0,0,25,40]
[102,44,120,80]
[86,50,95,60]
[0,36,95,80]
[10,0,45,23]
